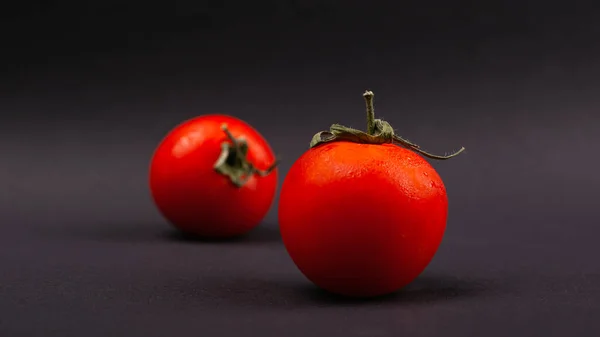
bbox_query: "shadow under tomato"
[182,272,500,309]
[40,220,282,245]
[293,273,493,306]
[161,225,282,245]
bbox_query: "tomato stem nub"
[364,90,376,136]
[308,90,466,160]
[214,124,279,188]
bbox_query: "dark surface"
[1,1,600,336]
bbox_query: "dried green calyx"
[309,90,465,160]
[214,124,278,187]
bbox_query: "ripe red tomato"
[149,114,278,238]
[278,91,464,297]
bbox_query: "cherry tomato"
[149,114,278,238]
[278,91,464,297]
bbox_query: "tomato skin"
[278,142,448,297]
[149,114,277,238]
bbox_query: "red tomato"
[149,114,278,238]
[278,91,464,297]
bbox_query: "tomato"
[278,91,464,297]
[149,114,278,238]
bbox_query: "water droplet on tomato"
[423,172,429,177]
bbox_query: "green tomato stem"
[309,90,466,160]
[213,124,278,188]
[364,90,376,136]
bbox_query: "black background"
[1,1,599,336]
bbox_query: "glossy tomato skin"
[150,114,277,238]
[278,142,448,297]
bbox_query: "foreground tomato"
[278,91,464,297]
[150,114,278,238]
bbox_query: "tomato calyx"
[309,90,465,160]
[213,124,279,188]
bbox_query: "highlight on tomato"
[149,114,279,238]
[278,90,465,297]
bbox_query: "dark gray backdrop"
[1,1,599,336]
